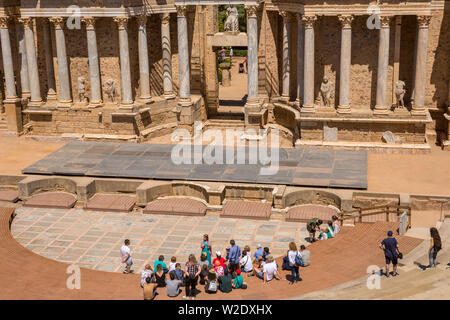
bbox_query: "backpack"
[207,280,217,292]
[295,252,304,267]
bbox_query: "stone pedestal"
[5,100,23,134]
[221,69,231,87]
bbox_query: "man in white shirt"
[120,239,133,274]
[240,250,253,273]
[140,264,153,287]
[253,255,281,284]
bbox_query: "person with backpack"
[226,239,241,274]
[205,269,218,294]
[287,242,301,284]
[426,227,442,269]
[240,250,253,273]
[183,254,201,299]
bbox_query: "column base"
[279,95,290,104]
[300,104,316,113]
[21,91,31,100]
[46,89,57,100]
[27,100,44,108]
[177,98,194,125]
[244,99,267,129]
[4,99,23,133]
[139,95,153,103]
[373,105,390,115]
[411,107,427,116]
[57,100,73,109]
[164,92,177,100]
[337,105,351,114]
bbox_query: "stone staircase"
[204,118,245,129]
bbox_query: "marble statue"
[224,5,239,33]
[105,79,117,103]
[395,80,406,109]
[77,77,88,103]
[319,76,333,107]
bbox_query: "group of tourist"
[120,232,314,300]
[306,215,341,243]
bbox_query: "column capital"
[302,15,317,28]
[49,17,65,30]
[161,13,170,25]
[417,15,431,28]
[113,16,129,30]
[338,15,354,29]
[245,5,259,18]
[380,15,392,28]
[176,5,188,17]
[136,15,147,27]
[18,17,34,29]
[81,17,96,30]
[280,11,293,22]
[0,16,10,29]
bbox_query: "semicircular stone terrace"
[11,206,310,272]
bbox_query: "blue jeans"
[290,266,300,283]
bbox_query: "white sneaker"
[182,296,188,299]
[191,296,195,300]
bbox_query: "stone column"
[137,15,152,101]
[15,19,30,99]
[176,6,191,103]
[295,14,304,107]
[20,17,42,105]
[374,16,391,115]
[82,17,102,105]
[337,15,354,114]
[411,15,431,116]
[42,19,57,100]
[246,5,259,102]
[50,17,72,104]
[114,17,133,106]
[301,15,316,113]
[392,16,402,105]
[161,13,175,99]
[280,11,291,101]
[0,17,17,101]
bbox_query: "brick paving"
[221,200,272,220]
[143,198,207,216]
[84,194,136,212]
[2,206,423,300]
[23,192,77,209]
[286,204,339,222]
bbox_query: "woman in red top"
[212,251,226,269]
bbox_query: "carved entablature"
[338,14,354,29]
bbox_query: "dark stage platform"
[22,141,368,189]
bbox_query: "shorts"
[385,255,398,265]
[125,256,133,267]
[256,271,272,281]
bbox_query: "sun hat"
[257,244,262,248]
[216,251,221,256]
[235,269,241,275]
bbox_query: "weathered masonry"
[0,1,449,151]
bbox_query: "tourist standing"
[201,234,212,267]
[183,254,201,300]
[244,57,248,73]
[380,230,400,277]
[120,239,133,274]
[427,227,442,269]
[332,215,341,234]
[227,239,241,274]
[221,47,226,60]
[288,242,301,284]
[229,47,234,61]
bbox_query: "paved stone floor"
[11,206,309,273]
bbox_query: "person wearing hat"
[254,244,263,263]
[380,230,400,277]
[212,251,226,269]
[232,269,244,289]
